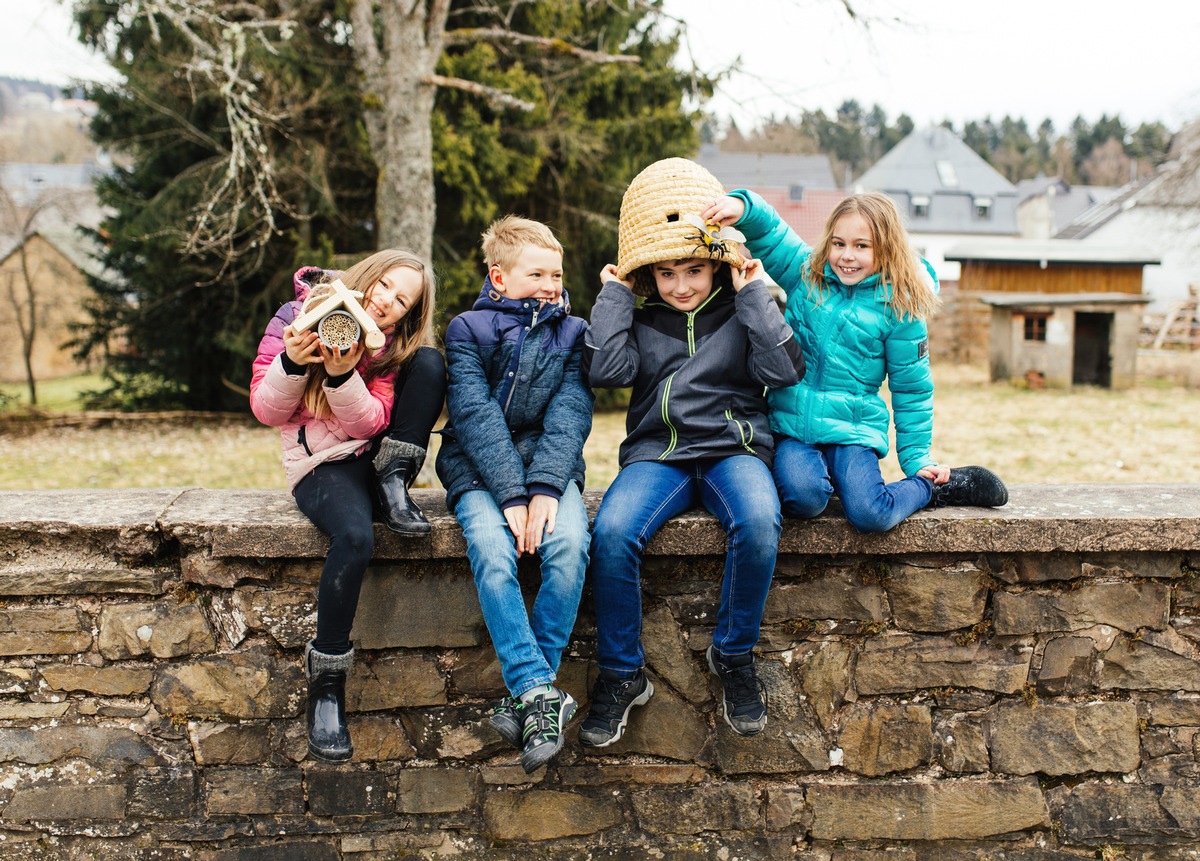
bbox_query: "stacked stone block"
[0,486,1198,859]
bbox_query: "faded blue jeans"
[455,482,590,698]
[773,438,934,534]
[589,456,781,676]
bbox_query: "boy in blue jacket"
[436,216,594,774]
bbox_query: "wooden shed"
[944,240,1159,388]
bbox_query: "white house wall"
[1079,208,1200,311]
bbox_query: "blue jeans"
[590,456,781,676]
[456,482,590,698]
[773,438,934,534]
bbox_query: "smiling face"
[362,265,425,329]
[491,244,564,303]
[828,212,877,286]
[651,258,718,312]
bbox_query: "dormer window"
[974,197,993,219]
[911,195,930,218]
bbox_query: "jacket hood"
[293,265,342,303]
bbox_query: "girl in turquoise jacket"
[702,191,1007,533]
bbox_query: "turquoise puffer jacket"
[729,190,938,477]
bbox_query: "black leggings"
[294,346,446,653]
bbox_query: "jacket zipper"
[655,288,720,459]
[725,409,756,454]
[805,288,841,441]
[503,303,542,417]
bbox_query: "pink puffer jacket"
[249,267,396,490]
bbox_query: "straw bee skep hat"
[616,158,745,296]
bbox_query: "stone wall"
[0,485,1199,860]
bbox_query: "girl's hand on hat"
[701,195,745,227]
[600,263,633,291]
[283,325,322,366]
[732,258,762,292]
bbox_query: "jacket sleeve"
[528,325,595,494]
[885,316,936,476]
[249,302,306,427]
[444,318,530,505]
[729,189,815,303]
[324,368,393,441]
[734,279,806,388]
[584,281,641,388]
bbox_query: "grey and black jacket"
[585,276,805,468]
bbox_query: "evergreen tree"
[73,0,376,410]
[72,0,702,409]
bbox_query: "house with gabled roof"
[1055,120,1200,313]
[853,125,1020,285]
[0,226,108,384]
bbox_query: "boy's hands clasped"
[503,494,560,556]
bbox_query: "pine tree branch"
[423,74,536,111]
[442,28,640,64]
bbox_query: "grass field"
[2,363,1199,490]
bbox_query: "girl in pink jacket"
[250,249,445,762]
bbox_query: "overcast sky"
[5,0,1200,135]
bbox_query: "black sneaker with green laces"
[487,696,525,748]
[707,645,768,736]
[579,669,654,748]
[519,687,577,773]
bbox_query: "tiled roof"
[697,145,837,192]
[856,126,1016,197]
[752,187,848,245]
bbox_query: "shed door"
[1073,312,1112,387]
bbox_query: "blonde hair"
[481,215,562,272]
[303,249,438,418]
[805,193,940,322]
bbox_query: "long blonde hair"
[303,249,438,417]
[804,193,940,322]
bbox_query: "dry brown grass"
[1,361,1198,490]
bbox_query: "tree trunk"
[20,247,38,405]
[349,1,449,261]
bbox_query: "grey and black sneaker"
[928,465,1008,508]
[487,696,525,748]
[519,687,577,773]
[578,669,654,749]
[707,645,768,736]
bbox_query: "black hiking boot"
[707,645,768,736]
[578,669,654,749]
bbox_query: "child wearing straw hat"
[580,158,806,747]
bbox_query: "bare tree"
[0,185,89,405]
[90,0,645,266]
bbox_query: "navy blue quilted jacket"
[435,278,593,512]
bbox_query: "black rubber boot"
[305,643,354,762]
[373,439,430,536]
[929,465,1009,508]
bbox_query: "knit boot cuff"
[372,438,427,474]
[305,642,354,678]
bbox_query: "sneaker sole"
[519,693,577,773]
[707,646,768,737]
[579,680,655,749]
